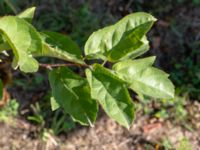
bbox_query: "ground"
[0,101,199,150]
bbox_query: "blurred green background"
[1,0,199,100]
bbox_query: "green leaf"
[0,7,36,52]
[0,79,3,100]
[0,34,10,51]
[0,42,10,51]
[17,7,36,22]
[113,58,174,99]
[113,56,156,80]
[49,67,98,126]
[121,36,150,60]
[0,34,3,43]
[129,67,174,99]
[34,32,85,64]
[85,64,134,129]
[85,12,156,61]
[0,16,42,72]
[50,97,60,111]
[107,21,154,61]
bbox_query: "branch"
[39,63,89,69]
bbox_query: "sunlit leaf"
[129,67,174,99]
[86,64,134,128]
[18,7,36,22]
[85,12,156,61]
[50,97,60,111]
[113,58,174,99]
[0,16,42,72]
[113,56,156,80]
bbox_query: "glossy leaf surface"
[129,67,174,99]
[85,12,156,61]
[36,32,85,64]
[86,64,134,128]
[113,58,174,99]
[0,16,42,72]
[113,56,156,80]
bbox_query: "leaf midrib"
[94,75,131,127]
[60,77,92,124]
[130,75,173,98]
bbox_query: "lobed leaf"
[86,64,134,129]
[49,67,98,126]
[85,12,156,61]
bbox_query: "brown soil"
[0,101,199,150]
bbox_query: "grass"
[0,99,19,124]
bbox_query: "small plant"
[161,138,173,150]
[177,138,192,150]
[154,95,188,121]
[50,110,75,135]
[0,7,174,128]
[28,102,45,126]
[28,102,75,135]
[0,99,19,123]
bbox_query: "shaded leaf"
[49,67,98,126]
[121,36,150,60]
[0,42,10,51]
[0,79,2,100]
[0,32,10,51]
[86,64,134,129]
[107,21,154,61]
[35,32,85,64]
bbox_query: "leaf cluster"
[0,7,174,128]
